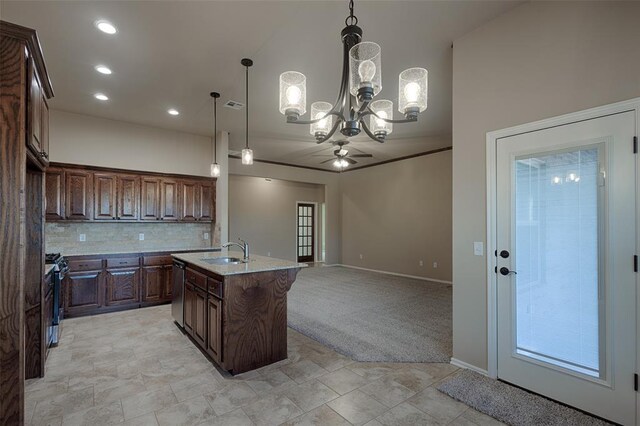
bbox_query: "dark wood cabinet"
[141,177,161,221]
[118,174,140,220]
[206,296,222,363]
[65,170,93,220]
[163,265,173,299]
[41,97,49,165]
[181,180,198,222]
[27,56,43,160]
[64,270,103,315]
[93,173,117,220]
[193,286,207,348]
[160,179,180,221]
[45,168,64,220]
[198,181,215,222]
[142,266,163,303]
[46,164,215,223]
[184,283,195,334]
[105,267,140,306]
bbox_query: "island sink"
[172,251,304,374]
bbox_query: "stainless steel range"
[45,253,68,346]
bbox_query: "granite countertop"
[172,251,306,276]
[57,247,221,257]
[45,264,56,276]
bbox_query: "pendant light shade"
[349,42,382,100]
[242,58,254,166]
[398,67,428,115]
[279,71,307,117]
[210,91,221,177]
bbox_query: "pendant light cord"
[245,63,249,150]
[213,96,217,163]
[345,0,358,26]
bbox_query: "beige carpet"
[288,266,452,362]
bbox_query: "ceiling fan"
[314,140,372,169]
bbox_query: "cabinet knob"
[40,151,49,159]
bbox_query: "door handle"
[499,267,517,276]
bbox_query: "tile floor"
[26,305,504,426]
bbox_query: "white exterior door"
[496,111,636,425]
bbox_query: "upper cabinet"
[26,54,52,168]
[46,165,215,223]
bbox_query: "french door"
[496,111,636,425]
[297,203,315,262]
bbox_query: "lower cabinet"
[105,267,140,306]
[193,286,207,348]
[142,264,174,304]
[206,296,222,363]
[64,270,103,316]
[184,283,195,334]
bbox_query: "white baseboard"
[450,358,489,376]
[333,263,453,284]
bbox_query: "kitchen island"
[171,251,304,374]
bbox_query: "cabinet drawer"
[106,257,140,268]
[143,255,173,266]
[68,259,102,271]
[186,268,206,290]
[207,277,222,299]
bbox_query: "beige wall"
[49,110,213,176]
[340,149,452,282]
[228,175,324,262]
[452,1,640,370]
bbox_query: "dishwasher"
[171,260,186,328]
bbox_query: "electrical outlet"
[139,233,145,241]
[433,262,438,268]
[267,251,271,257]
[419,260,424,267]
[79,234,86,242]
[359,254,363,260]
[203,232,209,240]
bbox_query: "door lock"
[499,267,517,276]
[499,250,510,258]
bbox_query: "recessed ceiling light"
[95,65,112,75]
[167,108,180,116]
[94,93,109,101]
[95,20,117,35]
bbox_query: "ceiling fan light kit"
[278,0,428,145]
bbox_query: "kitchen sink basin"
[201,257,244,265]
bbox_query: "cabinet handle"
[40,151,48,159]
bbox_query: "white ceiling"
[2,0,522,170]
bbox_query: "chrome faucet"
[222,238,250,261]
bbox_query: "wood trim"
[342,146,453,172]
[228,146,452,174]
[49,162,217,183]
[0,20,54,98]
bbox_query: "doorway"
[488,105,637,425]
[297,203,315,262]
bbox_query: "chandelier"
[278,0,428,144]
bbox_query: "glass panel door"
[297,203,315,262]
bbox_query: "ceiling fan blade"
[349,154,373,158]
[311,154,335,157]
[345,158,357,165]
[320,158,335,164]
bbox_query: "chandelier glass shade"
[278,0,427,144]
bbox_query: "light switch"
[79,234,86,242]
[473,242,484,256]
[203,232,209,240]
[139,233,145,241]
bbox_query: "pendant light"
[210,92,221,177]
[241,58,254,165]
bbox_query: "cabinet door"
[198,181,215,222]
[65,170,93,220]
[117,175,140,220]
[193,287,207,348]
[45,168,65,220]
[206,296,222,363]
[162,265,173,301]
[184,283,195,335]
[142,266,163,303]
[64,270,103,312]
[105,267,140,306]
[27,56,43,159]
[93,173,117,221]
[180,180,198,222]
[160,179,180,221]
[41,97,50,166]
[141,177,161,221]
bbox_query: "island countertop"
[171,251,306,276]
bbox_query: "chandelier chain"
[345,0,358,26]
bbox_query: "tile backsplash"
[46,222,217,255]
